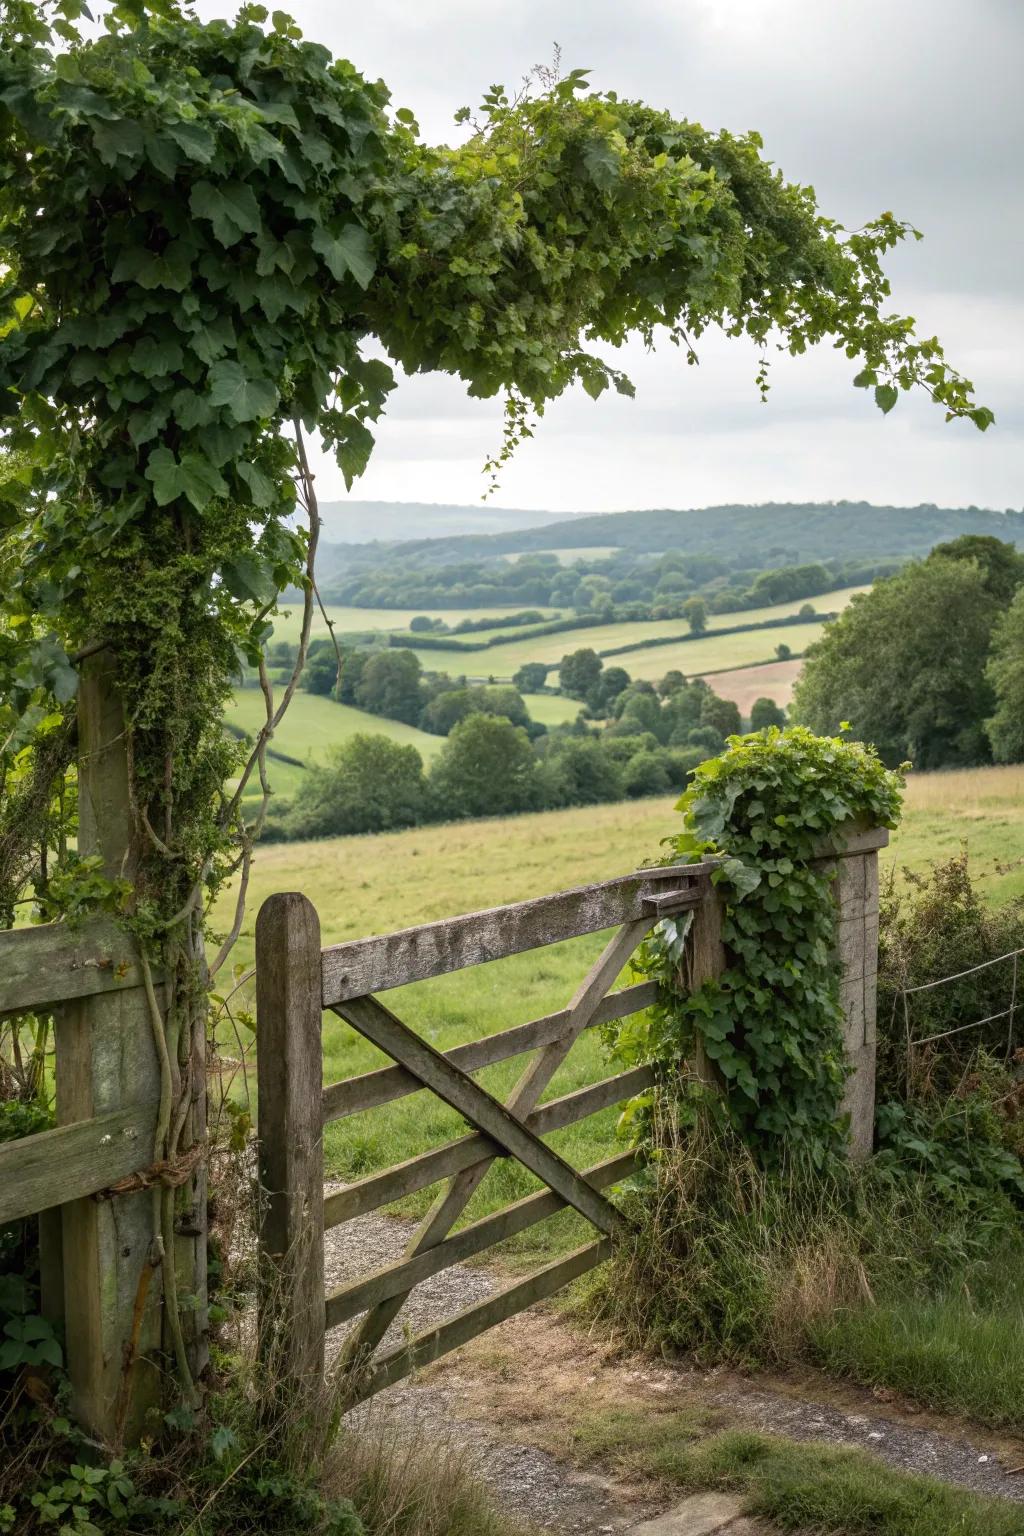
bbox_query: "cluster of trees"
[315,542,891,623]
[263,651,786,841]
[794,536,1024,768]
[300,639,547,739]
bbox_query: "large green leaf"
[311,222,376,288]
[874,383,899,415]
[165,118,216,164]
[220,551,279,605]
[130,336,184,379]
[237,460,276,508]
[189,179,262,248]
[145,446,228,510]
[110,242,193,292]
[582,137,620,191]
[92,119,144,166]
[207,359,279,422]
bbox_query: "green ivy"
[611,727,904,1165]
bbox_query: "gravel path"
[323,1204,1024,1530]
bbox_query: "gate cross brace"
[337,994,625,1239]
[331,912,658,1371]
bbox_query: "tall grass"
[585,1116,1024,1432]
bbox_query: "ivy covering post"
[0,0,981,1434]
[613,728,903,1166]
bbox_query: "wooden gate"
[254,861,719,1406]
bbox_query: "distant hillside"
[318,501,1023,569]
[315,499,582,544]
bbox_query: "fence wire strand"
[901,945,1024,1068]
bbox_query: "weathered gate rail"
[0,918,157,1224]
[255,825,885,1408]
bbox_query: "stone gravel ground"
[323,1202,1024,1532]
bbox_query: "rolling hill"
[316,500,1024,575]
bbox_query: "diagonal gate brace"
[337,994,625,1238]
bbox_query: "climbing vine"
[611,727,904,1165]
[0,0,982,1409]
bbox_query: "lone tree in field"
[0,0,992,1424]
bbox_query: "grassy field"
[224,688,580,804]
[224,688,446,805]
[697,658,802,712]
[268,601,559,647]
[520,691,586,725]
[401,583,867,676]
[214,762,1024,1268]
[407,617,825,680]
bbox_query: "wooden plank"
[348,1238,613,1404]
[325,1151,637,1329]
[0,918,147,1018]
[322,980,659,1123]
[255,892,325,1400]
[321,865,704,1004]
[0,1103,159,1225]
[324,1064,656,1228]
[503,918,652,1123]
[337,995,624,1238]
[529,1065,656,1137]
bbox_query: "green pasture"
[224,688,445,806]
[403,584,867,677]
[267,601,559,647]
[224,688,579,807]
[519,691,586,725]
[267,584,866,662]
[410,617,826,680]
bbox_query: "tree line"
[312,542,894,622]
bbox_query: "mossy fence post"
[51,653,207,1443]
[812,822,888,1158]
[51,654,162,1439]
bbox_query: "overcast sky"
[196,0,1023,514]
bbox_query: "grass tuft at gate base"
[608,723,905,1167]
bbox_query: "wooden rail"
[320,864,703,1003]
[322,1066,656,1228]
[0,918,148,1018]
[0,1102,160,1225]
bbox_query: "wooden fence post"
[256,892,325,1403]
[55,653,165,1442]
[813,824,889,1159]
[686,872,726,1090]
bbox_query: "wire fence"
[895,944,1023,1095]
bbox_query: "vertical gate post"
[56,653,165,1442]
[813,824,889,1159]
[687,872,727,1090]
[256,893,325,1402]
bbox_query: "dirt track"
[324,1207,1024,1532]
